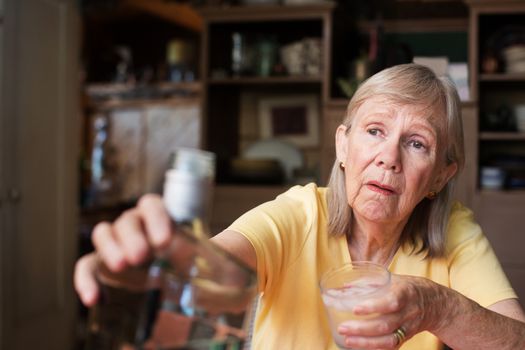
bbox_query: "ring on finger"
[393,326,407,346]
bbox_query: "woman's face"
[335,96,457,225]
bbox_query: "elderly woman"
[75,64,525,349]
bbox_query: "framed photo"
[258,95,319,147]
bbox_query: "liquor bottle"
[134,148,216,346]
[87,148,257,350]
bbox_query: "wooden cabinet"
[1,0,79,348]
[466,0,525,301]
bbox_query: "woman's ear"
[434,162,458,192]
[335,124,349,164]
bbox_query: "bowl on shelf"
[229,158,284,184]
[242,139,304,183]
[503,45,525,73]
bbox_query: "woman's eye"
[367,128,381,136]
[408,140,425,150]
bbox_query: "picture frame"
[258,94,319,147]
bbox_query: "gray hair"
[327,63,465,258]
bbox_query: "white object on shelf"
[448,62,470,102]
[481,167,506,190]
[503,45,525,73]
[243,139,304,182]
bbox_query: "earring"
[339,162,345,170]
[426,191,437,200]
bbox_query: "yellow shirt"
[228,184,517,350]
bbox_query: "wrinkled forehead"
[347,94,447,133]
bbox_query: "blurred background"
[1,0,525,348]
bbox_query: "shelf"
[480,73,525,82]
[357,18,468,33]
[208,75,323,85]
[85,82,201,110]
[197,2,336,23]
[479,132,525,140]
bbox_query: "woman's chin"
[353,200,402,224]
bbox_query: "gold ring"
[393,326,407,346]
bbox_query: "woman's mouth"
[366,181,397,196]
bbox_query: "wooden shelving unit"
[466,0,525,301]
[198,2,335,232]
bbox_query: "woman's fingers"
[91,194,171,271]
[136,194,172,248]
[353,292,405,315]
[92,221,127,271]
[79,193,173,307]
[337,275,433,349]
[339,314,403,337]
[74,253,100,306]
[339,314,410,349]
[342,332,401,350]
[114,208,150,266]
[353,276,415,316]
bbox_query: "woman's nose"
[375,139,402,172]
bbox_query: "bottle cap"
[170,148,216,179]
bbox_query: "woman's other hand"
[336,275,441,349]
[74,194,172,306]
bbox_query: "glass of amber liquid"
[320,262,391,350]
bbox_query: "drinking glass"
[320,262,391,350]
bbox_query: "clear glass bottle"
[86,148,257,350]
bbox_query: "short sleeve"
[226,185,316,293]
[447,204,517,307]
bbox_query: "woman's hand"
[336,274,443,349]
[74,194,172,306]
[337,274,525,350]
